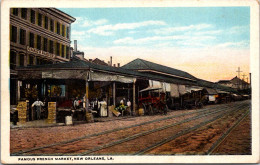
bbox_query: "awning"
[205,88,218,95]
[140,87,162,92]
[216,90,229,94]
[89,72,136,83]
[186,86,203,93]
[42,70,89,79]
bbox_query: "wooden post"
[85,81,89,112]
[133,80,136,116]
[113,82,116,106]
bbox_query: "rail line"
[206,108,251,155]
[16,102,248,156]
[11,101,244,156]
[135,105,249,155]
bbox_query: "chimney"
[74,40,77,51]
[110,56,112,66]
[113,64,116,67]
[117,63,120,67]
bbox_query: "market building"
[10,8,76,105]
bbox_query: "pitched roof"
[122,58,197,81]
[16,59,197,85]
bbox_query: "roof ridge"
[137,58,151,69]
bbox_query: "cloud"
[73,17,108,27]
[215,40,249,48]
[87,20,166,36]
[113,35,215,46]
[152,24,214,35]
[228,25,249,35]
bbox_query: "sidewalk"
[10,115,135,129]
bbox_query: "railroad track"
[206,107,251,155]
[11,101,242,156]
[12,101,249,156]
[135,105,250,155]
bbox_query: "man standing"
[31,98,44,120]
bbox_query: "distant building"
[90,58,109,66]
[217,76,250,90]
[10,8,76,105]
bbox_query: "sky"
[59,7,250,82]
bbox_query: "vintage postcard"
[1,0,259,164]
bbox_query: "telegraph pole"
[236,67,242,89]
[236,67,242,79]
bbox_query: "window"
[11,26,17,43]
[49,40,53,53]
[29,32,34,48]
[30,9,35,24]
[66,26,69,39]
[44,16,48,29]
[50,19,54,32]
[56,22,60,35]
[61,45,64,57]
[19,54,24,66]
[43,38,48,52]
[37,35,41,50]
[19,29,26,45]
[62,25,65,37]
[66,46,69,59]
[21,8,27,19]
[10,51,17,69]
[38,13,42,26]
[12,8,18,16]
[28,55,34,66]
[56,42,60,56]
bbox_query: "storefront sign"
[27,46,55,58]
[17,101,28,123]
[47,102,56,124]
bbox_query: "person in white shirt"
[73,97,80,109]
[31,98,44,120]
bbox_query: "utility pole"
[236,67,242,89]
[236,67,242,79]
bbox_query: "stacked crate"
[17,101,27,124]
[47,102,56,124]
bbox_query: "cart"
[138,87,168,115]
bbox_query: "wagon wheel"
[163,104,168,115]
[142,103,147,115]
[148,104,154,115]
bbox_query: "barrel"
[139,108,144,116]
[86,112,94,123]
[65,116,73,125]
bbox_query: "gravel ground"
[10,108,197,153]
[10,100,250,155]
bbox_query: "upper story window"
[30,9,35,24]
[43,38,48,52]
[49,40,54,53]
[12,8,18,16]
[21,8,27,20]
[44,16,48,29]
[62,25,65,37]
[61,45,65,57]
[29,32,34,48]
[37,35,41,50]
[56,42,60,56]
[66,46,69,59]
[19,29,26,45]
[66,26,70,39]
[38,13,42,26]
[50,19,54,32]
[56,22,60,35]
[11,26,17,43]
